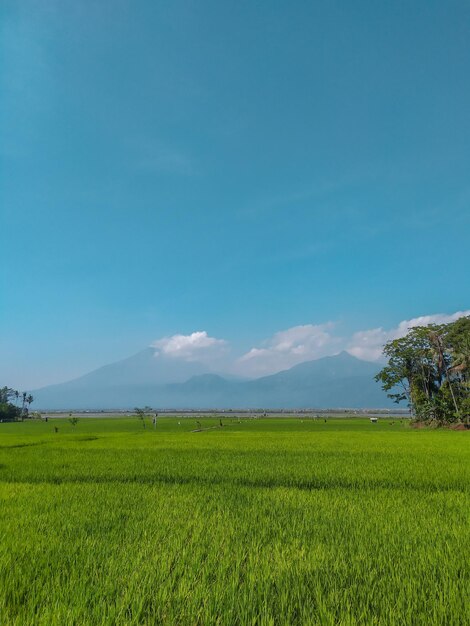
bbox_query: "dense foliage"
[376,317,470,424]
[0,387,33,421]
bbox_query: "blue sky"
[1,1,469,388]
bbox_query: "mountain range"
[33,349,393,410]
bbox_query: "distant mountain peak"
[33,345,390,410]
[333,350,359,360]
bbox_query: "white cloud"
[148,312,470,377]
[151,331,227,362]
[347,310,470,361]
[237,323,341,376]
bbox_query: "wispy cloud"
[148,311,470,377]
[347,310,470,361]
[236,323,342,376]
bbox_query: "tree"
[443,317,470,423]
[0,386,32,422]
[19,393,34,420]
[134,406,153,428]
[375,318,470,425]
[0,387,16,404]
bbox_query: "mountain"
[241,352,385,407]
[66,347,210,385]
[32,348,210,409]
[33,351,392,410]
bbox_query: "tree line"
[0,387,34,421]
[376,316,470,424]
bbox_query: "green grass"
[0,417,468,625]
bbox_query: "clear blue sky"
[1,1,469,388]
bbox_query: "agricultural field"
[0,417,469,625]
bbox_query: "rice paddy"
[0,417,468,625]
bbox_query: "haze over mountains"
[33,349,393,410]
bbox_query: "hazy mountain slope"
[238,352,384,408]
[33,348,210,408]
[33,351,391,410]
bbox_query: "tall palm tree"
[428,328,460,417]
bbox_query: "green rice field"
[0,417,469,625]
